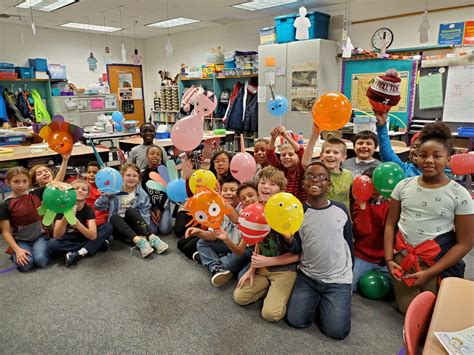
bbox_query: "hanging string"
[119,7,124,42]
[103,15,108,47]
[87,17,92,52]
[133,20,138,48]
[166,0,170,37]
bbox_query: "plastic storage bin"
[275,14,297,43]
[0,63,14,69]
[155,132,170,139]
[353,116,376,133]
[0,134,26,145]
[307,11,330,40]
[260,27,276,45]
[0,72,17,79]
[15,67,34,79]
[28,58,48,72]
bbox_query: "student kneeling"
[48,179,112,267]
[286,162,354,340]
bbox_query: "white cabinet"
[51,96,80,126]
[258,39,339,138]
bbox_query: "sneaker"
[148,234,169,254]
[192,251,202,264]
[134,238,154,258]
[65,252,82,267]
[211,267,233,287]
[99,240,110,252]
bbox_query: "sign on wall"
[438,22,464,45]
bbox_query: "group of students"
[1,116,472,340]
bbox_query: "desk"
[83,129,140,145]
[423,278,474,355]
[118,130,235,152]
[0,143,109,167]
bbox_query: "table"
[83,129,140,145]
[423,278,474,354]
[0,143,109,167]
[118,130,235,152]
[245,139,410,161]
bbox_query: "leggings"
[174,210,193,239]
[177,235,199,259]
[110,208,152,245]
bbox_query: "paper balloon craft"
[372,162,405,198]
[171,114,204,152]
[146,160,187,203]
[352,175,375,202]
[189,169,217,194]
[88,138,124,194]
[38,181,77,226]
[194,91,218,117]
[311,92,352,131]
[264,192,304,235]
[238,203,270,245]
[39,115,83,154]
[185,188,231,229]
[230,134,257,183]
[111,111,124,132]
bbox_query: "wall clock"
[372,28,394,50]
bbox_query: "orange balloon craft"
[39,115,84,154]
[184,187,232,229]
[311,92,352,131]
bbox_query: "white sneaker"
[134,238,154,258]
[148,234,169,254]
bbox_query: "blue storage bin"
[15,67,34,79]
[224,59,236,69]
[275,14,297,43]
[307,11,330,40]
[0,63,14,69]
[29,58,48,72]
[155,132,170,139]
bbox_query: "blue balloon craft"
[267,95,289,117]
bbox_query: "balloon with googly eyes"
[238,203,270,245]
[184,188,232,229]
[267,95,289,117]
[264,192,304,235]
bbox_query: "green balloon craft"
[38,181,77,226]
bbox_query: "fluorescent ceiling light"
[146,17,200,28]
[61,22,121,32]
[233,0,298,11]
[16,0,78,12]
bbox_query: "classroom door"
[107,64,145,124]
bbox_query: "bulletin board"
[341,59,418,128]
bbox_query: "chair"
[450,153,474,196]
[321,130,342,140]
[390,140,407,148]
[403,291,436,355]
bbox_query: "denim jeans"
[12,236,50,272]
[352,256,388,291]
[196,239,251,275]
[150,205,173,236]
[286,271,352,340]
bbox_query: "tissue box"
[353,116,376,133]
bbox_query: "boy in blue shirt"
[286,162,353,340]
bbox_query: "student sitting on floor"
[188,176,248,287]
[29,152,71,188]
[48,179,112,267]
[266,125,306,203]
[286,162,353,340]
[234,166,298,323]
[0,167,51,271]
[141,145,173,236]
[384,122,473,315]
[351,167,389,291]
[303,128,353,211]
[342,130,381,177]
[95,163,168,258]
[127,123,168,171]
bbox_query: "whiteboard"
[443,65,474,123]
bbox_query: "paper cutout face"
[195,92,217,117]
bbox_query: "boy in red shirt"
[351,167,389,291]
[266,125,306,203]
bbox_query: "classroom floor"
[0,235,472,354]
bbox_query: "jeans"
[287,271,352,340]
[196,239,251,275]
[48,223,113,256]
[150,205,173,236]
[12,236,50,272]
[352,257,388,291]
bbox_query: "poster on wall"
[351,71,409,113]
[290,62,318,112]
[118,73,133,88]
[438,22,464,45]
[463,20,474,44]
